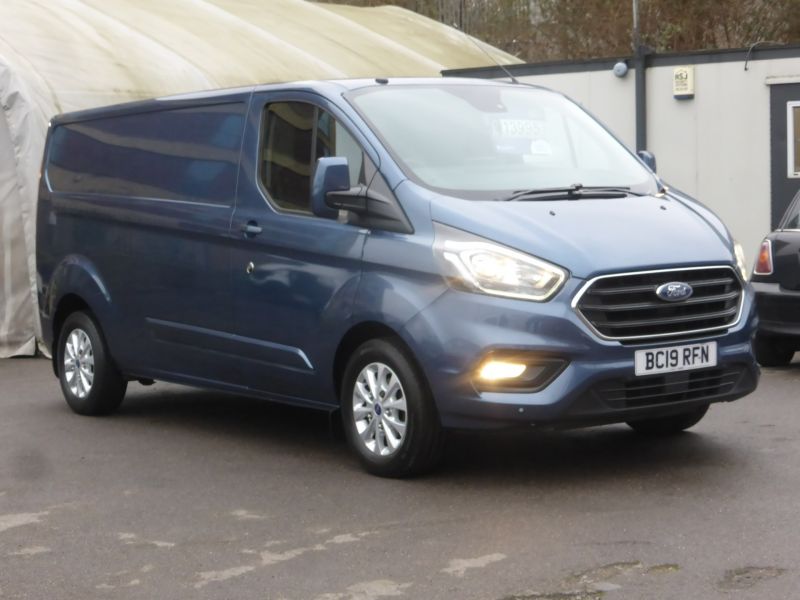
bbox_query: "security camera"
[613,61,629,78]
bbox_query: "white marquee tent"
[0,0,518,357]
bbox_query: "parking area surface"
[1,357,799,599]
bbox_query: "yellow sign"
[673,66,695,99]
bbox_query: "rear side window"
[781,191,800,229]
[261,101,364,214]
[47,103,246,205]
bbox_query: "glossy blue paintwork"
[427,186,735,278]
[40,253,117,344]
[48,103,244,204]
[42,96,250,385]
[37,78,758,429]
[400,280,757,428]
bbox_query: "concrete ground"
[0,357,798,599]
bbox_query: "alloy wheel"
[63,328,95,399]
[352,362,408,456]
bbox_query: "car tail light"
[753,239,773,275]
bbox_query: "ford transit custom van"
[37,79,759,477]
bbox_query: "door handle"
[241,221,263,237]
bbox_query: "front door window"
[261,102,364,214]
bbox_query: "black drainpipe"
[632,0,647,152]
[634,45,648,152]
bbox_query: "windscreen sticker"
[494,118,544,139]
[529,139,553,156]
[492,118,551,156]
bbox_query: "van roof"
[51,77,546,126]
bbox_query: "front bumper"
[752,281,800,339]
[402,278,759,430]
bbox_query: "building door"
[770,83,800,227]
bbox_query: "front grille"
[575,266,742,341]
[594,366,744,409]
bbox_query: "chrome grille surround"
[572,265,744,343]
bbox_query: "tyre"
[754,335,795,367]
[626,404,709,435]
[340,338,444,478]
[57,311,127,415]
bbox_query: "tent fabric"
[0,0,519,358]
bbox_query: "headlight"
[733,241,747,280]
[434,223,567,301]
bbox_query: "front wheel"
[340,338,444,478]
[57,311,127,415]
[626,404,709,435]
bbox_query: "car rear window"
[781,190,800,229]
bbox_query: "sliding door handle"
[241,221,262,237]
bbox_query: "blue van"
[37,78,758,476]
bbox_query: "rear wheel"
[626,404,709,435]
[754,335,795,367]
[57,311,127,415]
[340,338,444,478]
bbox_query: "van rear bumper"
[401,283,759,430]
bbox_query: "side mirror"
[311,157,349,219]
[637,150,657,173]
[311,157,366,219]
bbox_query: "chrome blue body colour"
[36,79,759,431]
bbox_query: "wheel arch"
[51,294,92,376]
[332,321,427,406]
[44,255,117,376]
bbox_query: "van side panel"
[39,98,249,383]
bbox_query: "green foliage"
[318,0,800,61]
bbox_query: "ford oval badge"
[656,281,693,302]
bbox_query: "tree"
[318,0,800,61]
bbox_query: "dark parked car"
[751,190,800,366]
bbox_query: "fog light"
[478,360,527,381]
[473,353,568,392]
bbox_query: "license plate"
[634,341,717,376]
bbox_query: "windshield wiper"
[496,184,644,202]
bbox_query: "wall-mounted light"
[613,60,629,78]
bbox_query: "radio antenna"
[451,22,519,84]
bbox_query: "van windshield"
[347,84,658,199]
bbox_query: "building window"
[787,101,800,178]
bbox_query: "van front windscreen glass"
[348,84,658,198]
